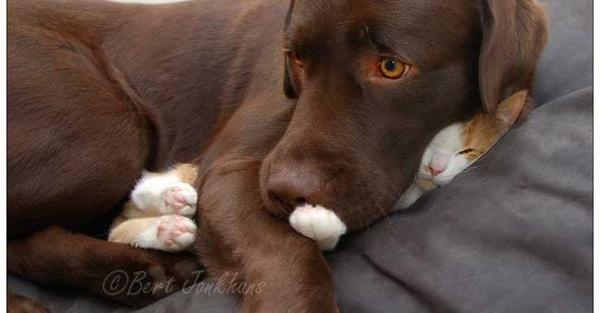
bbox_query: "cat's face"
[417,114,508,186]
[417,124,473,186]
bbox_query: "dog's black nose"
[267,165,325,209]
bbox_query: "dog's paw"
[289,205,347,251]
[131,173,197,216]
[154,215,197,252]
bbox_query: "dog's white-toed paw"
[289,204,347,251]
[130,173,197,216]
[152,215,197,252]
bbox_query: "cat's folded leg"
[130,173,198,216]
[289,204,347,251]
[109,215,197,253]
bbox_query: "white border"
[593,0,598,311]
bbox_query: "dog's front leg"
[196,159,339,313]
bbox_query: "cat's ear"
[495,90,528,125]
[479,0,548,113]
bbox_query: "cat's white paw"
[131,173,197,216]
[289,205,347,251]
[154,215,197,252]
[162,183,197,216]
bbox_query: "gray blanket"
[8,0,593,312]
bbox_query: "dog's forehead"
[286,0,480,63]
[289,0,477,26]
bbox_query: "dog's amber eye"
[379,57,409,79]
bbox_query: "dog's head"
[260,0,548,229]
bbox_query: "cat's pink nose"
[429,165,444,176]
[430,154,449,176]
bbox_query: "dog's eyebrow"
[362,25,397,54]
[363,25,414,63]
[360,26,378,50]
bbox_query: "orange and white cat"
[109,91,527,252]
[396,91,527,209]
[108,164,199,252]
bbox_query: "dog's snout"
[267,165,325,209]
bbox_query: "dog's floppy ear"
[479,0,548,113]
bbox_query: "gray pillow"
[534,0,592,104]
[332,86,593,313]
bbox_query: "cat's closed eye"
[457,148,475,155]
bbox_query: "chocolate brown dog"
[7,0,548,312]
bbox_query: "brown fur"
[8,0,548,311]
[8,292,50,313]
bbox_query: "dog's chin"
[262,193,295,218]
